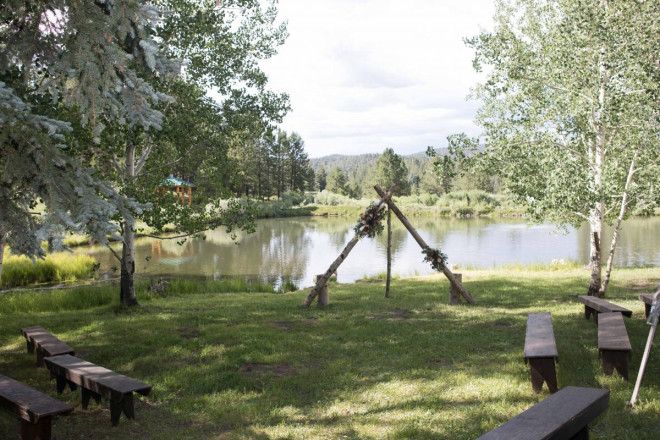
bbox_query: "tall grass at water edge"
[0,266,659,439]
[1,253,98,288]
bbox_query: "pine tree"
[0,0,175,280]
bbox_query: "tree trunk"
[119,143,140,306]
[374,185,475,304]
[385,208,392,298]
[600,157,636,296]
[0,235,5,283]
[587,220,603,297]
[120,221,138,306]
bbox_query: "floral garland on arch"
[422,246,448,271]
[354,202,387,239]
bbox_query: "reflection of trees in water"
[374,225,408,259]
[178,219,312,283]
[258,220,310,282]
[80,216,660,284]
[577,217,660,267]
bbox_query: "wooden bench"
[598,312,632,380]
[577,295,632,325]
[0,374,74,440]
[524,313,558,393]
[20,326,75,367]
[43,354,151,426]
[638,293,655,318]
[477,386,609,440]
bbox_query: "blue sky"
[260,0,496,158]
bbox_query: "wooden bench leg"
[122,392,135,420]
[20,416,52,440]
[644,303,651,319]
[54,375,77,394]
[528,358,558,393]
[584,305,599,325]
[26,339,35,354]
[601,350,629,381]
[36,349,45,367]
[81,387,102,409]
[110,392,136,426]
[569,425,589,440]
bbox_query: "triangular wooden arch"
[301,185,475,307]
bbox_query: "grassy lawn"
[1,267,659,439]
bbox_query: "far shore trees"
[462,0,660,297]
[366,148,411,196]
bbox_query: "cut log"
[301,185,397,307]
[374,185,475,305]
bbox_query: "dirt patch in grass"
[389,308,409,320]
[366,308,410,321]
[268,319,318,331]
[628,280,659,292]
[425,359,453,367]
[491,320,515,328]
[175,327,200,339]
[238,363,295,378]
[268,321,295,331]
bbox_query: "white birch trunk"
[600,157,636,295]
[588,26,609,297]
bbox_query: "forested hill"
[309,148,450,185]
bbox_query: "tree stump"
[449,273,462,304]
[313,274,329,306]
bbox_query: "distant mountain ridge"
[309,148,449,173]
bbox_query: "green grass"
[1,253,98,288]
[1,267,659,439]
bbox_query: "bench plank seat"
[524,313,558,393]
[43,354,151,426]
[638,293,655,318]
[20,326,75,367]
[0,374,73,440]
[598,312,632,380]
[477,386,609,440]
[577,295,632,325]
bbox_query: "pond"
[80,216,660,289]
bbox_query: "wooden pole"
[301,185,397,308]
[385,208,392,298]
[630,284,660,407]
[374,185,475,305]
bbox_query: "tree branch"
[134,141,154,176]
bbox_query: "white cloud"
[260,0,495,157]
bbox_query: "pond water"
[80,216,660,289]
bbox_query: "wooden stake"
[385,208,392,298]
[374,185,475,305]
[301,185,397,308]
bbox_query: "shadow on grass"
[0,270,659,439]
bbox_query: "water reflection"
[80,216,660,289]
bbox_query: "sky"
[259,0,496,158]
